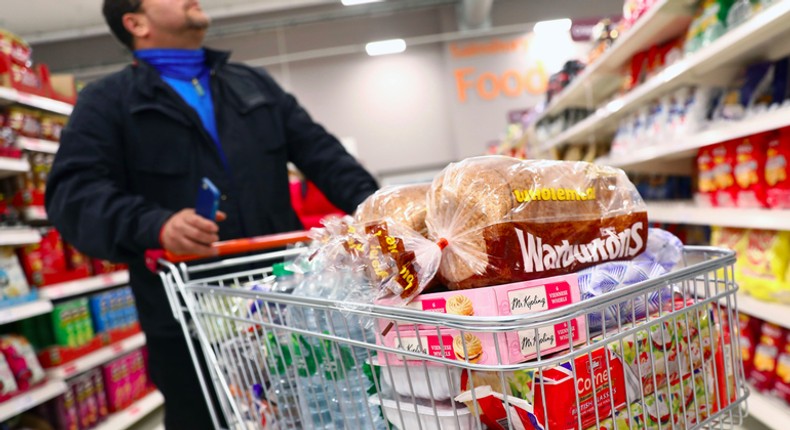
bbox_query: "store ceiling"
[0,0,341,43]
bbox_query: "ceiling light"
[533,18,572,36]
[342,0,384,5]
[365,39,406,56]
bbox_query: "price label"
[19,394,33,408]
[101,274,114,285]
[129,406,141,416]
[63,364,77,376]
[112,344,124,354]
[16,92,32,104]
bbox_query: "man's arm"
[46,84,176,262]
[254,70,379,214]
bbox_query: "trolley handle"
[145,230,311,271]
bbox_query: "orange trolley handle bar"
[145,230,311,272]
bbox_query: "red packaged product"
[695,146,717,206]
[91,369,110,420]
[49,385,79,430]
[766,127,790,208]
[17,228,68,287]
[64,242,92,274]
[749,321,785,392]
[773,329,790,405]
[733,132,771,208]
[712,142,737,207]
[738,313,761,377]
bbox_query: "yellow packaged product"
[710,226,748,286]
[740,229,790,303]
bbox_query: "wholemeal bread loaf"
[426,156,648,290]
[355,183,430,235]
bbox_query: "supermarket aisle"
[129,407,164,430]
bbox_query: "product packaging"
[0,246,31,303]
[739,229,790,302]
[0,351,18,401]
[363,156,647,303]
[696,146,718,206]
[355,183,430,236]
[377,272,585,365]
[712,142,737,207]
[733,132,771,208]
[0,335,45,391]
[369,395,474,430]
[773,328,790,405]
[738,313,761,377]
[749,321,785,392]
[456,303,719,430]
[766,127,790,208]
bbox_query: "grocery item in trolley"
[579,228,684,333]
[372,357,464,401]
[355,183,430,236]
[377,273,586,365]
[456,302,723,430]
[364,156,647,304]
[369,395,475,430]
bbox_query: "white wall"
[269,44,457,174]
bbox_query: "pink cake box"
[377,274,586,365]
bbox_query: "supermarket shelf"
[0,86,73,116]
[0,299,53,325]
[0,379,68,422]
[46,332,146,379]
[748,386,790,430]
[0,228,42,246]
[537,0,693,120]
[647,202,790,230]
[17,136,59,154]
[598,106,790,171]
[38,270,129,301]
[93,390,164,430]
[23,206,47,223]
[538,0,790,150]
[0,156,30,178]
[737,293,790,330]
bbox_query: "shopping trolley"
[151,232,750,430]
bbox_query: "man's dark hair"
[102,0,143,50]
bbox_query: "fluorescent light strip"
[365,38,406,56]
[342,0,384,5]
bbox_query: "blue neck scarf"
[134,48,228,169]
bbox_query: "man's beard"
[186,12,211,30]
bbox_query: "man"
[45,0,379,428]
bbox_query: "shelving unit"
[0,87,73,116]
[534,0,694,121]
[38,270,130,300]
[748,387,790,430]
[598,106,790,172]
[646,202,790,231]
[0,157,31,179]
[537,0,790,151]
[0,380,67,422]
[0,299,53,325]
[737,293,790,331]
[17,136,59,154]
[46,332,146,379]
[0,228,42,247]
[93,391,164,430]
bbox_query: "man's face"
[139,0,211,35]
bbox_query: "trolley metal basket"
[153,233,749,430]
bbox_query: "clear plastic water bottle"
[288,270,386,430]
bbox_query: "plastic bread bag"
[580,228,685,333]
[369,156,648,302]
[355,183,430,237]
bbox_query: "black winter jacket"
[46,49,378,336]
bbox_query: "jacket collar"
[133,47,231,98]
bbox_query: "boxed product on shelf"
[684,0,734,55]
[89,287,139,334]
[73,374,100,429]
[0,335,46,391]
[52,298,95,348]
[102,350,150,414]
[749,320,784,392]
[0,245,33,307]
[89,368,110,421]
[0,109,23,159]
[40,114,66,142]
[42,383,80,430]
[732,131,773,208]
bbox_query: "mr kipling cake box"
[378,273,586,365]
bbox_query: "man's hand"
[160,209,227,256]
